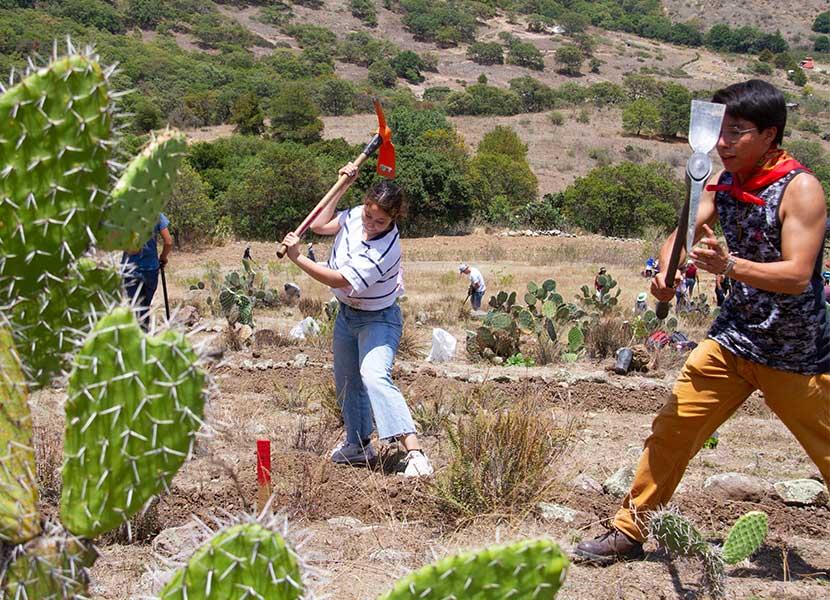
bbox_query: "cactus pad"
[99,130,187,252]
[649,508,708,556]
[159,522,304,600]
[60,306,206,537]
[0,325,41,543]
[0,50,114,302]
[11,258,121,387]
[721,511,767,564]
[1,524,96,599]
[377,538,568,600]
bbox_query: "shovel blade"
[688,100,726,154]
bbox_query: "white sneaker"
[330,441,377,465]
[403,450,433,477]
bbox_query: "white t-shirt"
[326,206,403,311]
[468,267,486,292]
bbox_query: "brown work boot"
[573,528,645,565]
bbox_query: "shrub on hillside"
[423,86,453,102]
[467,41,504,65]
[315,78,356,116]
[399,0,477,47]
[445,84,522,116]
[46,0,125,33]
[507,40,545,71]
[477,125,528,161]
[468,152,538,219]
[813,11,830,34]
[509,76,556,112]
[391,50,427,83]
[368,59,398,88]
[268,82,323,143]
[338,31,397,66]
[562,162,681,237]
[230,92,265,135]
[350,0,377,27]
[165,161,217,246]
[555,44,582,76]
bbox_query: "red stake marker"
[256,439,272,511]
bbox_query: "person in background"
[634,292,649,315]
[459,263,487,310]
[674,272,689,313]
[684,259,700,297]
[122,213,173,330]
[823,271,830,304]
[715,272,731,307]
[594,267,607,299]
[307,242,317,262]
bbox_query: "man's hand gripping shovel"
[655,100,726,319]
[276,99,395,258]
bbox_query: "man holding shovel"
[576,80,829,564]
[122,212,173,330]
[459,263,486,310]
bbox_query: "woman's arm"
[281,231,349,288]
[309,163,359,234]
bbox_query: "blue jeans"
[333,302,416,444]
[124,268,159,330]
[471,290,485,310]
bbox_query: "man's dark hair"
[711,79,787,145]
[364,179,407,221]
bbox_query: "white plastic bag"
[289,316,320,340]
[426,328,456,362]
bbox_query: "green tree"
[813,11,830,33]
[165,161,216,246]
[391,50,426,83]
[477,126,528,161]
[657,83,692,138]
[268,83,323,144]
[230,93,264,136]
[368,59,398,88]
[508,76,556,112]
[622,98,660,136]
[350,0,377,27]
[126,0,166,29]
[704,23,733,51]
[222,143,326,240]
[467,41,503,65]
[562,162,681,237]
[508,41,545,70]
[46,0,125,33]
[815,35,830,52]
[789,67,808,87]
[387,106,453,147]
[315,78,355,116]
[555,44,583,76]
[445,84,522,116]
[468,152,538,218]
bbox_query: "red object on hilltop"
[256,439,271,486]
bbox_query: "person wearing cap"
[594,267,607,299]
[634,292,648,315]
[459,263,486,310]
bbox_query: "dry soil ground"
[26,233,829,599]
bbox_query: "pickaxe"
[276,98,395,258]
[655,100,726,319]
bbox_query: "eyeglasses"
[720,126,757,144]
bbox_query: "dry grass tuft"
[585,317,633,358]
[104,498,162,544]
[433,396,578,520]
[33,426,62,505]
[397,323,426,360]
[299,297,323,318]
[411,396,453,437]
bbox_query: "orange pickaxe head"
[373,98,395,179]
[361,98,395,178]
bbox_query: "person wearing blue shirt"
[122,213,173,329]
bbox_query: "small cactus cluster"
[649,507,768,599]
[214,257,281,327]
[632,309,678,340]
[0,42,207,596]
[467,280,586,362]
[579,271,621,314]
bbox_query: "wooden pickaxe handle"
[276,149,374,259]
[276,99,394,259]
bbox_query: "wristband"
[722,254,737,277]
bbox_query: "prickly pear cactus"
[1,522,96,599]
[159,523,304,600]
[378,538,568,600]
[0,49,114,303]
[100,130,187,252]
[721,511,767,565]
[61,307,206,538]
[0,325,40,543]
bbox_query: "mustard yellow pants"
[614,338,830,541]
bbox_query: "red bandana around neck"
[705,149,807,206]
